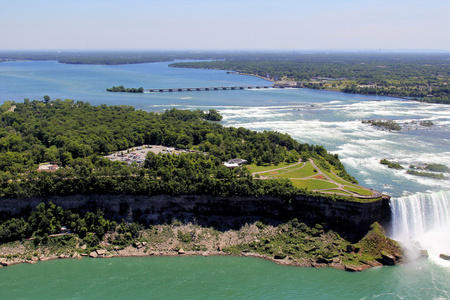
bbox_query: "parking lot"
[104,145,179,165]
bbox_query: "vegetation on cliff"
[224,220,401,270]
[0,202,117,245]
[0,203,401,271]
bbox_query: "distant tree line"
[2,51,448,103]
[170,53,450,105]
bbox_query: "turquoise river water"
[0,60,449,299]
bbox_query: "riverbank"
[0,220,401,272]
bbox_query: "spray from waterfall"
[390,190,450,266]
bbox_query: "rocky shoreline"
[0,246,391,272]
[0,221,401,272]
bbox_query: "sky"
[1,0,449,51]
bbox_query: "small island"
[380,159,404,170]
[362,120,402,131]
[406,170,447,180]
[106,85,144,93]
[406,163,449,180]
[410,163,450,173]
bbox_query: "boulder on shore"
[345,265,364,272]
[89,251,98,258]
[377,251,396,266]
[419,249,429,258]
[274,253,287,260]
[96,249,106,256]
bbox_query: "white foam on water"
[330,100,450,120]
[219,104,449,192]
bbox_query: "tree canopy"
[0,100,355,199]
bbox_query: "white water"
[391,190,450,266]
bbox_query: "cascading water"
[390,190,450,266]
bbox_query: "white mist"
[391,191,450,266]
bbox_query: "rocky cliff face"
[0,194,391,240]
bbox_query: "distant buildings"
[223,158,248,168]
[38,164,59,172]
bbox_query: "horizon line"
[1,48,450,54]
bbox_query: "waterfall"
[390,190,450,264]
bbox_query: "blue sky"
[1,0,449,50]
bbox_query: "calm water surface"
[1,61,450,299]
[0,256,449,299]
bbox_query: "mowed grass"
[321,189,353,196]
[259,161,317,178]
[291,179,338,190]
[269,162,317,178]
[321,168,351,186]
[343,185,374,196]
[246,161,299,174]
[248,158,377,198]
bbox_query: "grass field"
[291,179,338,190]
[260,161,317,178]
[322,168,351,186]
[343,185,374,196]
[320,189,353,196]
[247,159,377,199]
[246,161,299,173]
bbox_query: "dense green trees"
[0,100,354,198]
[0,202,116,244]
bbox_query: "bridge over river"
[147,85,298,93]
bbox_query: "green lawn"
[321,168,351,186]
[291,179,338,190]
[343,185,374,196]
[249,159,377,199]
[259,161,317,178]
[246,161,299,174]
[320,189,353,196]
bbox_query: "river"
[0,60,449,299]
